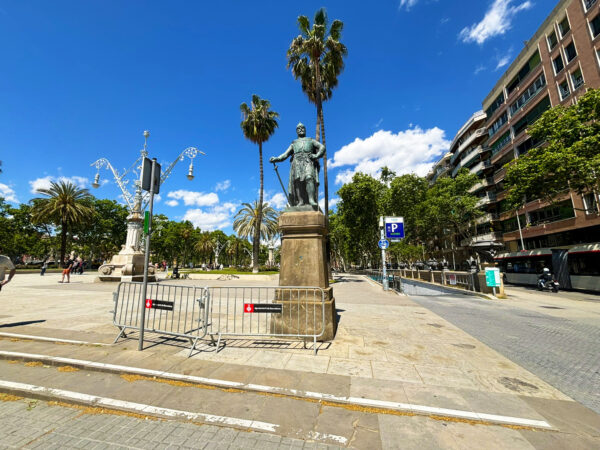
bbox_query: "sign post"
[138,157,161,351]
[378,217,389,291]
[485,267,501,297]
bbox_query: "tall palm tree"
[31,180,94,264]
[233,201,279,267]
[240,95,279,273]
[195,231,213,265]
[287,7,347,219]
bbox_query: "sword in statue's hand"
[271,162,290,206]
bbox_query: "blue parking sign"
[385,217,404,241]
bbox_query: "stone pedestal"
[270,211,337,341]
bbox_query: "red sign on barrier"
[145,299,153,309]
[244,303,254,313]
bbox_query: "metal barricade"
[112,282,209,356]
[206,286,325,355]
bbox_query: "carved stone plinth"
[270,211,337,341]
[97,251,156,282]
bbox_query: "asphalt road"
[407,288,600,415]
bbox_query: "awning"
[495,248,553,259]
[568,243,600,254]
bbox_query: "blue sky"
[0,0,555,233]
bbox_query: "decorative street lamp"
[90,130,205,281]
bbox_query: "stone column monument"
[269,123,337,341]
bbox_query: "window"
[506,51,541,94]
[490,131,511,155]
[485,93,505,117]
[583,193,598,214]
[488,111,508,137]
[569,252,600,276]
[591,14,600,38]
[585,0,598,12]
[512,96,551,136]
[528,200,575,226]
[559,80,570,100]
[559,16,570,37]
[565,42,577,62]
[572,68,584,90]
[553,54,564,74]
[547,30,558,50]
[509,73,546,115]
[516,137,540,156]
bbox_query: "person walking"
[40,258,48,276]
[59,257,74,283]
[0,248,16,291]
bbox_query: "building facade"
[428,0,600,289]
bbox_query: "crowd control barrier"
[206,286,326,355]
[112,282,209,356]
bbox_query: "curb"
[0,350,554,431]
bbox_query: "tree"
[505,89,600,208]
[287,7,347,223]
[71,198,128,261]
[420,169,482,244]
[233,201,279,266]
[336,173,386,267]
[385,174,428,243]
[240,95,279,273]
[31,181,94,264]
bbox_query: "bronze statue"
[270,123,325,211]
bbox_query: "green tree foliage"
[31,181,94,264]
[386,174,428,241]
[233,201,279,244]
[240,94,279,273]
[505,89,600,207]
[287,7,347,219]
[71,198,128,261]
[0,199,51,260]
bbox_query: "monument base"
[97,251,156,282]
[272,211,337,341]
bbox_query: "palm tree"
[233,201,279,268]
[195,231,213,265]
[31,180,94,265]
[287,7,347,219]
[240,95,279,273]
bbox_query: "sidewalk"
[0,273,598,448]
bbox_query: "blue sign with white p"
[385,217,405,241]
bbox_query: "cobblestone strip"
[0,397,343,450]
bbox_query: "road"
[406,286,600,415]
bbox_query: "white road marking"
[0,332,109,346]
[0,350,553,429]
[0,379,278,433]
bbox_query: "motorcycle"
[538,277,559,292]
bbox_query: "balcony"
[469,176,494,193]
[470,159,493,176]
[493,167,507,184]
[460,232,502,247]
[476,192,497,207]
[585,0,597,11]
[475,212,500,225]
[452,145,485,177]
[451,128,488,164]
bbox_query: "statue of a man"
[270,123,325,211]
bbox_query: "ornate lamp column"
[91,131,204,281]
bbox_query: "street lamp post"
[90,131,205,281]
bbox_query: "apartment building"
[428,0,600,289]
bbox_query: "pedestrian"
[59,257,74,283]
[76,256,84,275]
[40,258,48,276]
[0,248,16,292]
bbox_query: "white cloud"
[319,196,339,212]
[495,48,513,69]
[459,0,533,45]
[165,199,179,207]
[264,192,288,210]
[373,118,384,128]
[399,0,419,10]
[215,179,231,192]
[166,190,219,207]
[474,64,486,75]
[0,183,18,203]
[330,127,450,184]
[183,201,238,231]
[29,175,89,193]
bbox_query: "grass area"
[185,268,279,275]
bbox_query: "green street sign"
[485,267,500,287]
[144,211,150,234]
